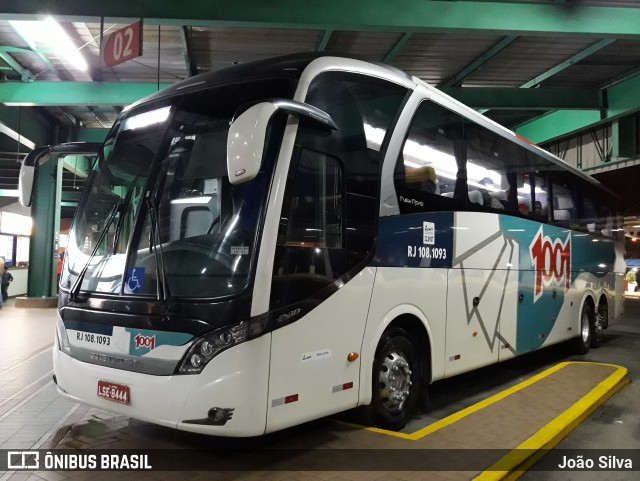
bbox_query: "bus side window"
[580,192,599,234]
[464,122,513,213]
[394,100,464,213]
[550,176,577,228]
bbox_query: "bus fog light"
[208,407,235,425]
[178,320,249,374]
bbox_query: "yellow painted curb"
[475,362,629,481]
[341,361,572,440]
[338,361,628,477]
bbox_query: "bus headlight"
[177,320,249,374]
[56,316,71,354]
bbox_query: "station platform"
[0,300,632,481]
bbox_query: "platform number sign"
[102,21,143,68]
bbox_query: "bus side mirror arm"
[227,99,337,185]
[19,142,102,207]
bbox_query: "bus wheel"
[592,299,608,349]
[366,327,420,431]
[573,303,594,355]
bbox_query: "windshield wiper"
[146,193,175,313]
[111,173,141,254]
[68,202,121,302]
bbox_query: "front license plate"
[97,380,130,405]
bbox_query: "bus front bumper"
[52,334,271,437]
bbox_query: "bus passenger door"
[262,69,409,432]
[265,149,377,433]
[266,268,376,433]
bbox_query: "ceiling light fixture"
[9,17,87,71]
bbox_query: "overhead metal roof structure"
[1,0,640,207]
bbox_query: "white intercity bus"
[20,54,625,436]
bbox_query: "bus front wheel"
[365,327,420,431]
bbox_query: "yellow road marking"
[338,361,628,479]
[476,363,629,481]
[345,362,571,440]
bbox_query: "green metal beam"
[61,191,82,202]
[0,46,56,54]
[316,30,333,52]
[515,110,602,145]
[3,1,640,37]
[520,38,616,89]
[0,82,172,106]
[0,81,605,111]
[515,70,640,144]
[0,51,34,82]
[481,38,614,117]
[608,72,640,118]
[63,156,91,179]
[384,33,412,64]
[440,36,518,88]
[442,87,602,110]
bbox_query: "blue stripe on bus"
[63,320,114,336]
[499,216,615,353]
[372,212,616,355]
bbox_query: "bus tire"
[365,327,420,431]
[573,302,595,355]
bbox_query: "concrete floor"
[0,297,638,480]
[520,297,640,480]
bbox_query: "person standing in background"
[57,252,64,290]
[1,265,13,302]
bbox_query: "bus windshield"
[64,77,292,299]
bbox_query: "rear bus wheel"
[365,327,420,431]
[573,303,594,355]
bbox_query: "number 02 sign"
[102,21,143,68]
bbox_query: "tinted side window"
[550,173,577,228]
[465,123,515,212]
[577,182,619,237]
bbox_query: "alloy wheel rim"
[377,349,413,413]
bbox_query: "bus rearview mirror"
[227,99,337,185]
[19,142,102,207]
[19,146,51,208]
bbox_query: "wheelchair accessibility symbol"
[126,267,145,294]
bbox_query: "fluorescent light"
[123,106,171,131]
[170,196,212,204]
[9,17,87,71]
